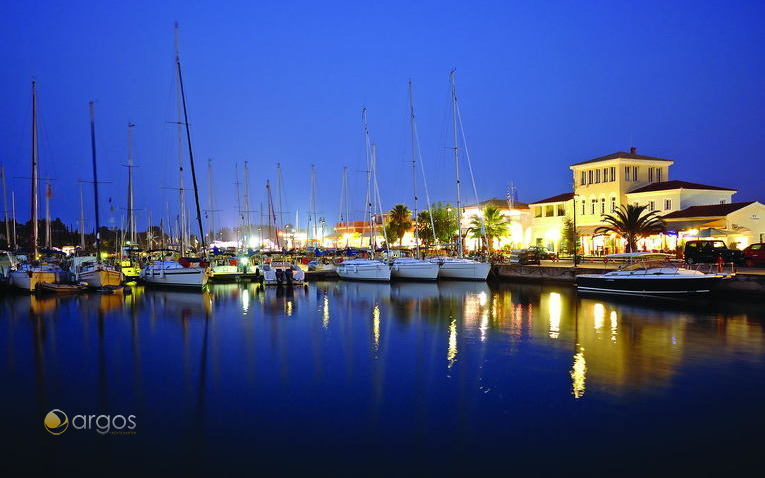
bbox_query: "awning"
[663,219,716,232]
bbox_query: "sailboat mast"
[30,81,39,260]
[450,69,463,258]
[45,181,51,248]
[310,165,317,242]
[88,101,102,263]
[174,25,187,255]
[127,122,136,244]
[79,184,85,249]
[276,162,285,230]
[234,162,242,247]
[11,190,17,250]
[408,80,419,256]
[175,33,206,253]
[361,107,373,252]
[1,164,9,249]
[207,158,215,244]
[243,160,251,247]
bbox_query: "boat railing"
[690,261,736,277]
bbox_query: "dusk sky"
[2,0,764,232]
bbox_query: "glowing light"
[322,294,329,329]
[286,301,293,317]
[571,346,587,399]
[594,303,605,330]
[610,311,618,341]
[478,291,487,307]
[549,292,561,339]
[239,257,249,265]
[372,305,380,352]
[241,289,250,314]
[447,316,458,368]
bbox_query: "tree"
[595,204,665,252]
[387,204,412,247]
[416,202,458,246]
[467,205,508,252]
[561,216,578,254]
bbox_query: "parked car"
[742,243,765,267]
[510,248,543,265]
[683,240,745,265]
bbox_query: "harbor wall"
[491,264,765,297]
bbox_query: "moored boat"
[336,258,391,282]
[430,257,491,280]
[9,263,61,292]
[260,261,305,286]
[576,253,727,296]
[390,257,439,281]
[38,282,87,294]
[78,263,123,288]
[141,258,210,289]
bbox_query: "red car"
[742,243,765,267]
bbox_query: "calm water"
[2,281,764,475]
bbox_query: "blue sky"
[1,0,764,231]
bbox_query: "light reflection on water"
[1,281,765,473]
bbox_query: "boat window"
[622,260,667,271]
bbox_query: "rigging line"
[410,91,437,243]
[371,144,389,252]
[455,100,485,238]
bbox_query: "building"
[460,198,531,251]
[530,148,765,254]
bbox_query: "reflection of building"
[529,148,765,253]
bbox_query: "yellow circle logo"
[44,409,69,435]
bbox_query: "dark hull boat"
[576,273,724,296]
[576,253,728,297]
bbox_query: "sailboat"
[390,80,439,281]
[77,102,123,289]
[430,70,490,281]
[336,109,391,282]
[9,81,63,291]
[119,122,141,281]
[141,23,210,289]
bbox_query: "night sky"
[2,0,764,232]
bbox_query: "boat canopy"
[605,252,673,259]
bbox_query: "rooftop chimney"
[630,146,637,154]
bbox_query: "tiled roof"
[464,198,529,209]
[628,180,736,194]
[571,151,672,166]
[530,192,574,205]
[662,202,754,219]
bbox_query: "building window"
[664,199,671,210]
[649,200,655,211]
[534,206,542,218]
[591,199,597,215]
[603,167,608,182]
[545,205,554,216]
[588,170,593,184]
[633,166,638,181]
[600,198,605,215]
[581,200,586,215]
[648,168,654,182]
[625,166,630,181]
[595,169,600,183]
[657,168,663,182]
[557,204,565,216]
[611,197,617,212]
[581,171,586,186]
[610,167,616,182]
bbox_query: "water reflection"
[1,281,765,473]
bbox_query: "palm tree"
[468,205,508,253]
[387,204,412,247]
[595,204,665,253]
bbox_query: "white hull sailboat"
[430,257,491,280]
[141,260,210,288]
[390,257,439,280]
[336,259,391,281]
